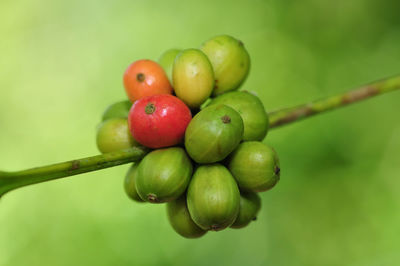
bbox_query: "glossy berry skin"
[167,195,207,238]
[96,118,140,154]
[172,49,214,109]
[128,94,192,148]
[123,59,173,102]
[208,91,269,141]
[124,163,144,203]
[136,147,193,203]
[158,48,181,83]
[187,164,240,231]
[228,141,280,192]
[231,192,261,229]
[200,35,250,96]
[184,104,243,163]
[102,100,132,121]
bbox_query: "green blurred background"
[1,0,399,265]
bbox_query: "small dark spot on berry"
[275,166,280,176]
[147,194,157,202]
[145,103,156,114]
[221,115,231,124]
[211,224,220,231]
[137,73,145,82]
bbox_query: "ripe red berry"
[128,95,192,148]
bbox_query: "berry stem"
[269,75,400,128]
[0,147,149,198]
[0,75,399,198]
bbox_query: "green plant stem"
[268,75,400,128]
[0,147,149,198]
[1,75,399,198]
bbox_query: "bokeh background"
[1,0,399,265]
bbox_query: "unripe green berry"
[158,48,181,83]
[102,100,132,121]
[172,49,215,109]
[96,118,139,153]
[135,147,193,203]
[231,192,261,229]
[200,35,250,95]
[166,195,207,238]
[228,141,280,192]
[124,164,144,203]
[185,104,244,163]
[208,91,269,141]
[187,164,240,231]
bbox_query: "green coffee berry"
[231,192,261,229]
[158,48,181,83]
[200,35,250,95]
[228,141,280,192]
[124,164,144,203]
[135,147,193,203]
[96,118,139,153]
[187,164,240,231]
[166,195,207,238]
[208,91,269,141]
[102,100,132,121]
[173,49,214,109]
[184,104,244,163]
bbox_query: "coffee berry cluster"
[96,35,280,238]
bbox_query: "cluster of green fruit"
[96,35,280,238]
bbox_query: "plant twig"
[0,147,149,198]
[269,75,400,128]
[1,75,399,198]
